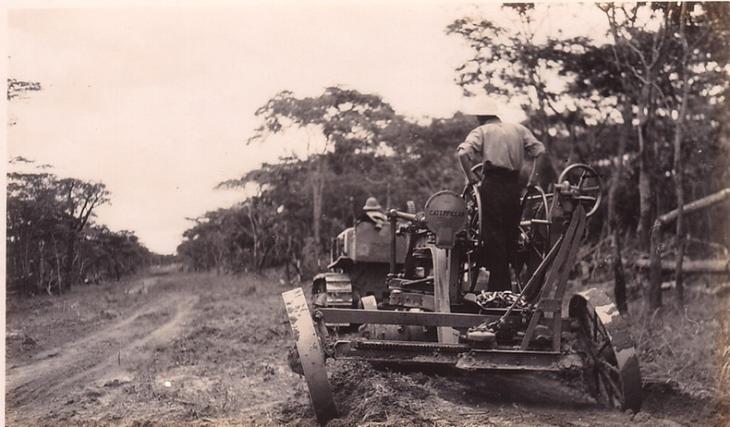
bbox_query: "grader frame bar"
[316,204,586,366]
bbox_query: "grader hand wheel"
[557,163,602,217]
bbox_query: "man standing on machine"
[456,98,545,291]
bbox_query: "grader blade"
[282,288,337,424]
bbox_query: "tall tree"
[7,163,152,294]
[247,87,398,254]
[57,178,110,291]
[185,109,486,277]
[599,3,675,256]
[448,3,730,310]
[558,37,639,314]
[671,2,690,306]
[645,2,730,307]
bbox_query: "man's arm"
[527,158,538,187]
[457,149,479,185]
[519,124,545,159]
[457,128,482,185]
[517,125,544,187]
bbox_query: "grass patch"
[630,292,721,399]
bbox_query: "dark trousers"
[480,164,521,291]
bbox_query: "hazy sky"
[7,1,608,254]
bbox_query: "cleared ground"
[5,270,728,426]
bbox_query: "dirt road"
[5,271,726,426]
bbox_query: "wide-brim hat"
[363,197,382,211]
[462,97,500,116]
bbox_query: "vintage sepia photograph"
[4,1,729,425]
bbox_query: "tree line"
[177,96,475,279]
[6,158,165,295]
[178,3,729,312]
[8,79,168,295]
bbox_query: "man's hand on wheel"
[457,149,480,186]
[467,173,480,186]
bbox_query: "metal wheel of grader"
[283,163,642,424]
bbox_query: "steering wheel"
[557,164,602,217]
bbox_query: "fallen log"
[649,187,730,307]
[655,187,730,229]
[632,258,730,274]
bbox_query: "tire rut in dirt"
[6,293,197,420]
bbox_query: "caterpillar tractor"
[283,164,642,424]
[310,201,410,318]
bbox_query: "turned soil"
[5,269,728,426]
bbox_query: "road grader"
[283,163,642,424]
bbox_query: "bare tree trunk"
[37,241,45,293]
[311,155,325,253]
[673,2,690,306]
[637,75,663,309]
[258,245,273,273]
[293,256,303,283]
[386,182,391,211]
[285,234,292,283]
[78,256,87,284]
[637,80,655,252]
[23,233,31,289]
[53,237,63,295]
[609,96,632,314]
[63,233,76,293]
[246,202,259,270]
[600,4,670,310]
[648,222,663,308]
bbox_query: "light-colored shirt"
[457,121,545,171]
